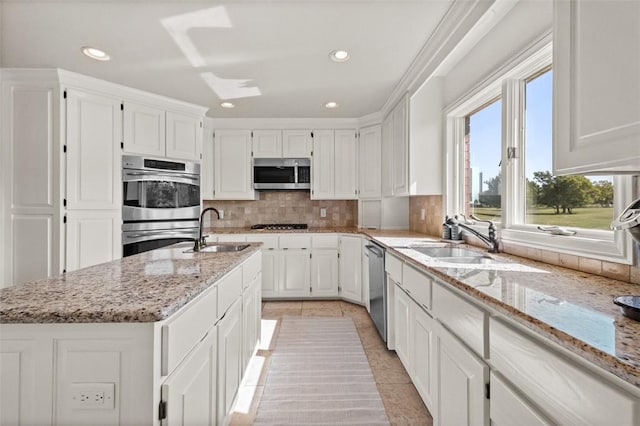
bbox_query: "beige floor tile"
[358,324,388,351]
[261,307,302,319]
[339,300,367,313]
[263,301,303,309]
[301,307,343,317]
[377,383,433,426]
[366,349,412,384]
[301,300,342,309]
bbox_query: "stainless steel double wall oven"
[122,155,200,256]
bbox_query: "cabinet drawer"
[385,253,402,284]
[279,235,311,249]
[247,234,278,249]
[218,267,243,316]
[311,234,338,249]
[490,318,640,425]
[242,252,261,289]
[402,263,432,311]
[161,285,218,376]
[433,282,487,358]
[490,372,552,426]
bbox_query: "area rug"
[254,316,390,425]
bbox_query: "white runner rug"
[254,316,390,425]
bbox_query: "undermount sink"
[184,244,250,254]
[437,256,499,265]
[411,247,482,258]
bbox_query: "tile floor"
[230,300,433,426]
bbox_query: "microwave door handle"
[294,162,298,184]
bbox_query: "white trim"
[444,32,634,265]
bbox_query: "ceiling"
[0,0,456,118]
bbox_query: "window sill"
[500,228,633,265]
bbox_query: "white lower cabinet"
[434,320,489,426]
[217,298,243,425]
[279,249,311,297]
[242,273,262,370]
[490,372,551,426]
[162,327,218,426]
[394,285,412,372]
[311,249,339,297]
[261,249,279,298]
[65,210,121,272]
[411,305,436,414]
[338,235,362,303]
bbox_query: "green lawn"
[471,206,614,230]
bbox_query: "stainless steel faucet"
[456,214,499,253]
[194,207,220,252]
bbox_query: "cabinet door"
[381,114,394,197]
[412,305,436,414]
[361,239,371,312]
[490,372,552,426]
[217,299,242,426]
[66,210,121,272]
[279,250,311,297]
[394,286,411,373]
[162,327,217,426]
[358,125,382,199]
[435,321,489,426]
[201,120,215,199]
[213,130,255,200]
[553,0,640,174]
[334,130,358,199]
[122,101,165,157]
[242,278,256,371]
[66,89,121,210]
[311,249,338,297]
[260,250,279,298]
[252,130,282,158]
[166,111,202,162]
[338,236,362,303]
[311,130,335,199]
[392,99,408,196]
[282,130,311,157]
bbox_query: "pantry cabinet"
[213,130,256,200]
[311,130,358,200]
[412,305,436,413]
[553,0,640,174]
[358,125,382,199]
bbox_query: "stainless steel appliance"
[250,224,308,230]
[366,241,387,342]
[253,158,311,190]
[123,155,201,222]
[122,155,201,257]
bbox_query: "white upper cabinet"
[312,130,357,200]
[382,114,394,196]
[213,130,255,200]
[282,130,312,157]
[166,111,203,162]
[123,102,205,162]
[358,125,382,199]
[66,89,121,211]
[392,98,409,196]
[201,120,215,200]
[553,0,640,174]
[122,102,165,157]
[334,130,358,199]
[311,130,335,199]
[252,130,282,158]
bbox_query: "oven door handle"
[124,230,196,239]
[123,170,199,182]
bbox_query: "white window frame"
[444,33,634,265]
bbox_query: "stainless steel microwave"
[253,158,311,190]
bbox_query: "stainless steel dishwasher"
[366,241,387,342]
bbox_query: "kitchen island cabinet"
[0,244,262,425]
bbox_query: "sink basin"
[411,247,482,258]
[184,244,250,254]
[437,256,499,265]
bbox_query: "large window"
[524,69,615,231]
[447,40,633,264]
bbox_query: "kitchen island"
[0,242,262,425]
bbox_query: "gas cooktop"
[250,224,308,230]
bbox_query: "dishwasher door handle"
[365,245,384,258]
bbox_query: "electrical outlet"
[70,383,115,410]
[320,208,326,218]
[219,209,224,219]
[421,208,426,221]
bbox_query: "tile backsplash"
[203,191,357,228]
[409,195,444,237]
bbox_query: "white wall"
[443,0,552,107]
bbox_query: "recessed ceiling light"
[329,50,350,63]
[81,46,110,61]
[220,102,235,109]
[325,101,339,109]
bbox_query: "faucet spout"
[456,216,499,253]
[194,207,220,252]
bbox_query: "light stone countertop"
[0,243,262,323]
